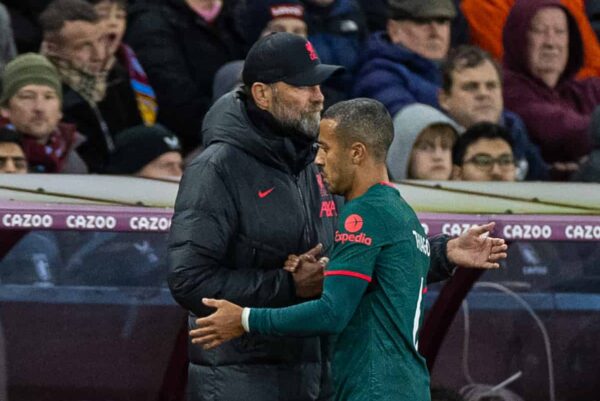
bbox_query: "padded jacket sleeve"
[427,234,457,284]
[167,157,296,317]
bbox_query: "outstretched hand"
[190,298,245,350]
[446,222,507,269]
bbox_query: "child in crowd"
[387,103,459,181]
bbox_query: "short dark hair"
[322,98,394,162]
[452,122,514,166]
[0,128,24,148]
[441,45,502,93]
[39,0,99,40]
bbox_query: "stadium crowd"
[0,0,598,181]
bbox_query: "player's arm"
[190,272,369,349]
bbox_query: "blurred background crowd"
[0,0,599,183]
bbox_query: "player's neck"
[345,164,389,201]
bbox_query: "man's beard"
[271,97,321,139]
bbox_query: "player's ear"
[350,142,366,165]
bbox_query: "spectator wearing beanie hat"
[212,0,308,102]
[105,124,183,180]
[0,53,88,174]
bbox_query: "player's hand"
[446,222,507,269]
[284,243,323,273]
[285,243,326,298]
[190,299,245,350]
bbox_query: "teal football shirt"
[249,183,431,401]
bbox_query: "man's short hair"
[39,0,99,41]
[323,98,394,162]
[452,122,514,166]
[0,128,24,148]
[441,45,502,93]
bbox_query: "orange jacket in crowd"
[461,0,600,79]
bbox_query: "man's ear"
[251,82,272,111]
[386,19,402,45]
[350,142,367,165]
[0,107,10,120]
[40,39,58,55]
[438,88,450,113]
[451,165,462,180]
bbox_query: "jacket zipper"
[293,174,312,247]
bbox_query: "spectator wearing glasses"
[452,122,516,181]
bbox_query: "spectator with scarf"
[39,0,157,172]
[0,53,88,174]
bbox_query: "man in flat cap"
[353,0,456,116]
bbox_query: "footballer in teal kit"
[323,182,431,401]
[190,98,431,400]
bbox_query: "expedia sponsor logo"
[344,214,363,232]
[565,225,600,240]
[442,223,477,236]
[1,213,53,228]
[412,230,430,257]
[334,230,372,245]
[66,215,117,229]
[503,224,552,239]
[129,216,171,231]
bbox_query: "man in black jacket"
[126,0,246,152]
[168,32,507,401]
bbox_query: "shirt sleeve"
[249,272,370,336]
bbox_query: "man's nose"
[3,159,17,173]
[314,148,325,165]
[489,162,503,180]
[428,21,443,37]
[310,85,324,103]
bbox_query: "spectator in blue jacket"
[438,45,550,180]
[352,0,456,116]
